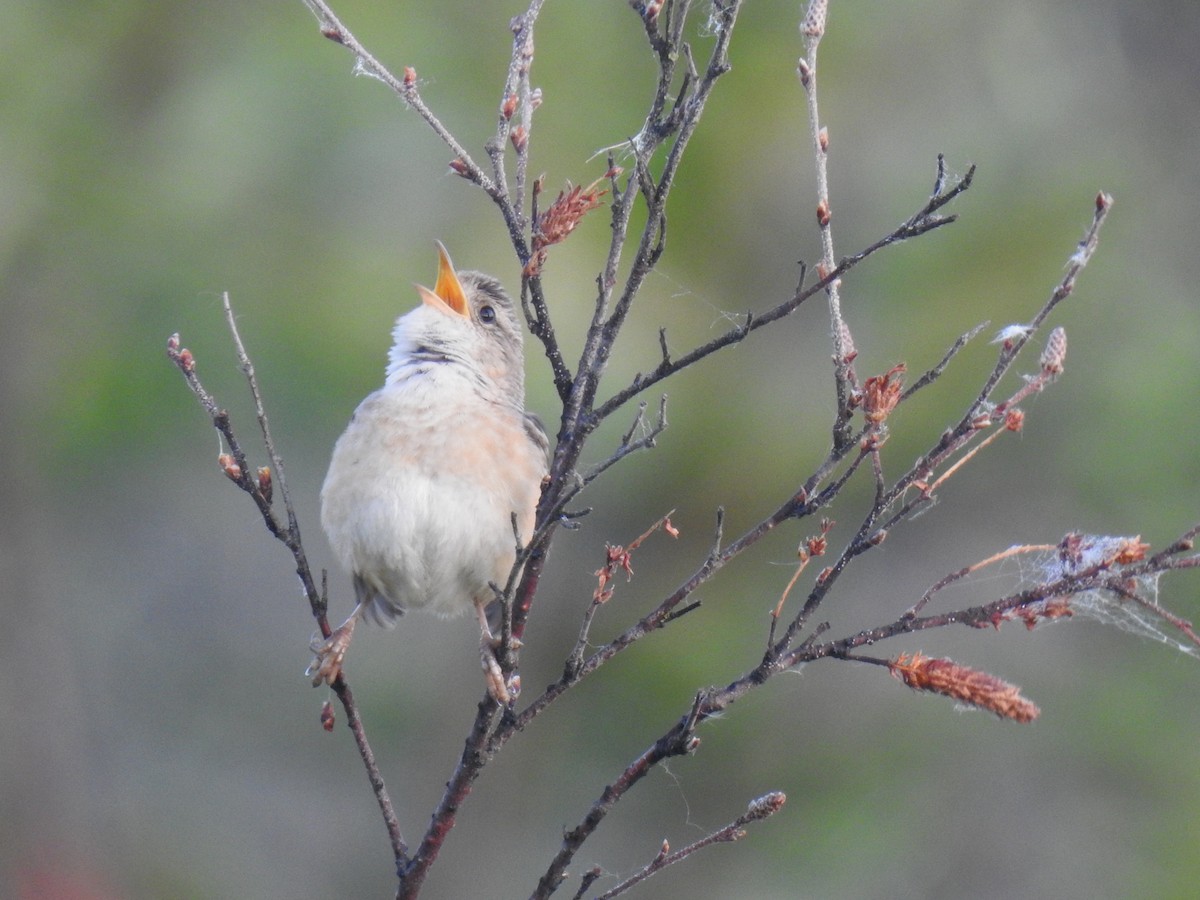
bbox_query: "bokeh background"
[3,2,1198,898]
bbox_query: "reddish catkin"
[861,363,906,425]
[889,653,1040,723]
[524,175,612,276]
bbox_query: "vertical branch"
[550,1,742,491]
[485,0,548,239]
[797,0,856,451]
[511,3,544,219]
[398,701,502,898]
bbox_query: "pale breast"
[321,378,546,622]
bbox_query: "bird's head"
[386,242,527,404]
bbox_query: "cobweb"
[1031,535,1198,658]
[923,534,1198,659]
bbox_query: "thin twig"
[961,192,1112,425]
[595,792,787,899]
[591,166,975,425]
[798,0,857,451]
[582,395,669,486]
[166,308,405,867]
[302,0,498,196]
[531,691,710,899]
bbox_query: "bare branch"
[961,191,1112,424]
[399,702,503,898]
[531,692,709,899]
[301,0,498,196]
[164,2,1193,896]
[798,0,857,450]
[595,792,787,899]
[592,164,976,425]
[166,304,405,867]
[582,395,669,487]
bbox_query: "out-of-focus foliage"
[2,2,1197,898]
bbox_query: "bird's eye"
[479,305,497,324]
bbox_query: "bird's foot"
[479,637,521,705]
[483,632,523,652]
[474,599,521,702]
[307,617,357,687]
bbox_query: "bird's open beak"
[416,241,470,318]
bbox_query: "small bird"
[310,243,548,702]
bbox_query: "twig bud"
[218,453,242,482]
[818,126,829,153]
[746,791,787,821]
[529,87,543,110]
[796,57,812,87]
[510,125,528,152]
[801,0,828,37]
[178,348,195,373]
[837,318,856,363]
[257,466,273,503]
[1112,537,1150,565]
[1039,326,1067,376]
[403,66,417,87]
[448,157,470,178]
[321,27,345,45]
[320,701,336,732]
[816,198,831,227]
[501,93,518,120]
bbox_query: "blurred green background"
[3,2,1198,898]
